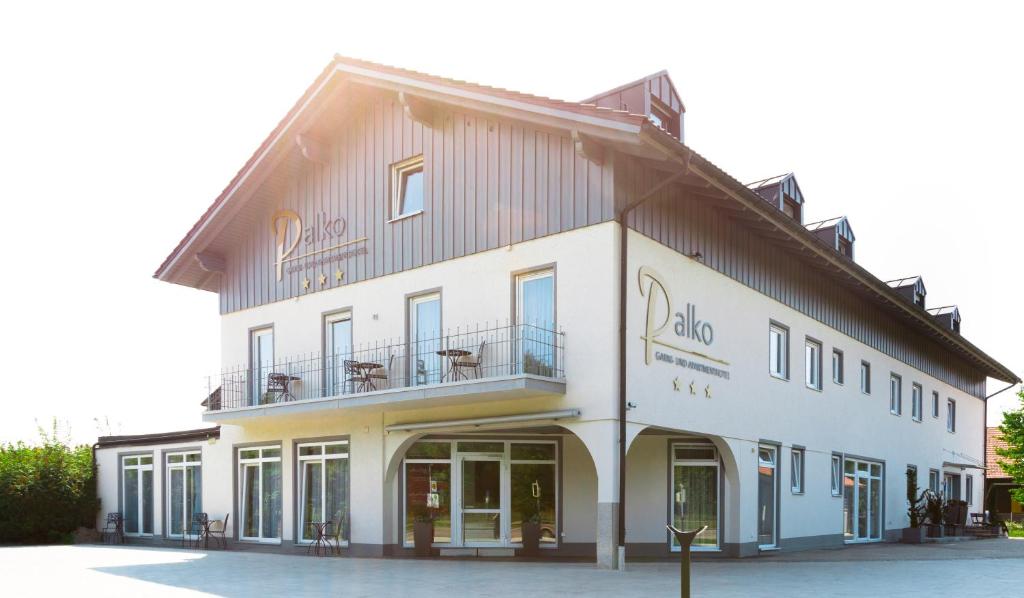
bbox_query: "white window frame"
[860,361,871,395]
[238,445,283,543]
[670,443,720,551]
[297,440,350,545]
[911,383,923,422]
[390,154,425,220]
[757,445,779,549]
[768,323,789,380]
[791,448,805,494]
[121,454,154,537]
[931,391,940,418]
[165,451,202,539]
[830,455,842,497]
[929,469,940,493]
[966,475,973,505]
[250,327,274,405]
[832,349,844,385]
[947,399,956,433]
[890,374,902,415]
[408,292,442,386]
[805,338,822,390]
[324,311,353,396]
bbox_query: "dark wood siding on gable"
[616,157,987,398]
[219,95,613,314]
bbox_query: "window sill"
[388,210,424,224]
[805,385,823,393]
[769,373,789,381]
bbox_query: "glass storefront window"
[404,462,451,545]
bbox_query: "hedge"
[0,439,99,544]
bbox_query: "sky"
[0,1,1021,446]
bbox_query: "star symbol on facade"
[672,377,680,391]
[689,381,696,395]
[704,385,712,399]
[302,277,310,290]
[335,270,344,282]
[318,273,327,287]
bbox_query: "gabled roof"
[153,55,1019,386]
[987,427,1011,478]
[886,275,927,295]
[927,305,960,317]
[806,216,855,241]
[746,172,805,205]
[580,69,686,113]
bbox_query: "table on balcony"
[436,349,471,382]
[354,362,382,391]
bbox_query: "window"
[672,443,720,550]
[966,475,973,505]
[791,448,805,494]
[298,441,350,544]
[250,327,274,405]
[929,469,940,493]
[391,155,424,219]
[831,455,842,497]
[832,349,844,385]
[409,293,442,385]
[768,324,789,380]
[121,455,154,536]
[782,196,801,221]
[805,338,822,390]
[860,361,871,394]
[838,237,853,257]
[911,383,923,422]
[238,446,282,542]
[324,312,353,396]
[947,399,956,433]
[757,446,778,548]
[166,451,201,539]
[516,269,556,376]
[931,391,940,418]
[889,374,902,415]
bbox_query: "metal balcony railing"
[205,323,564,411]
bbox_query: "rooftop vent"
[805,216,855,260]
[746,173,805,223]
[886,276,927,309]
[927,305,961,334]
[582,70,685,141]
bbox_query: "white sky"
[1,1,1021,446]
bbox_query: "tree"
[996,388,1024,505]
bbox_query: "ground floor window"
[402,439,557,548]
[843,458,883,542]
[298,441,349,544]
[239,446,282,542]
[166,451,201,538]
[757,445,777,548]
[671,443,719,550]
[122,455,153,536]
[943,472,961,501]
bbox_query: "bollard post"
[666,525,708,598]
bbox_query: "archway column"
[562,420,622,569]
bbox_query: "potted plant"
[924,490,945,538]
[902,468,928,544]
[944,499,967,536]
[412,505,434,556]
[520,508,542,556]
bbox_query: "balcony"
[203,323,566,420]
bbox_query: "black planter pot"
[521,522,541,556]
[902,526,927,544]
[413,521,434,556]
[926,523,944,538]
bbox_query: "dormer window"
[913,291,925,308]
[390,155,424,220]
[838,237,853,257]
[782,196,800,221]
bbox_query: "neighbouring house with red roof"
[986,426,1023,520]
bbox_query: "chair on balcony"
[368,355,393,390]
[453,340,486,379]
[344,360,370,393]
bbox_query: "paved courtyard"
[2,539,1023,597]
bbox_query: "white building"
[95,57,1018,568]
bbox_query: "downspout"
[616,164,687,568]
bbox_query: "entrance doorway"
[403,439,558,549]
[757,445,777,549]
[843,458,883,542]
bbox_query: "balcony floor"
[203,374,566,422]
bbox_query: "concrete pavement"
[2,539,1022,597]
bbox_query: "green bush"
[0,430,99,544]
[1008,522,1024,539]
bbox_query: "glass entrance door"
[458,456,504,545]
[757,445,777,548]
[166,452,201,538]
[122,455,153,536]
[843,458,883,542]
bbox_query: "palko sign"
[638,265,727,368]
[271,209,368,281]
